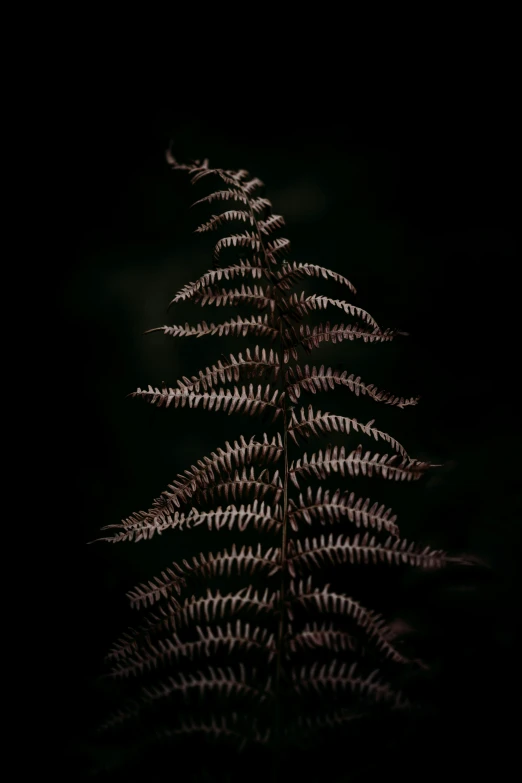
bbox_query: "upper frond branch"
[106,585,278,662]
[146,314,278,341]
[289,445,431,487]
[290,660,409,710]
[147,433,283,516]
[284,323,398,361]
[130,383,284,421]
[109,620,276,678]
[175,347,280,393]
[195,210,254,233]
[127,543,281,609]
[287,622,361,657]
[289,406,409,458]
[214,232,261,260]
[168,261,266,306]
[168,155,256,191]
[286,293,379,329]
[274,261,357,294]
[194,284,275,312]
[289,578,409,665]
[286,365,419,408]
[287,532,451,574]
[142,664,272,705]
[99,500,282,543]
[288,487,399,537]
[192,189,251,208]
[195,466,283,506]
[258,215,286,235]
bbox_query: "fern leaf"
[106,586,278,662]
[288,532,451,574]
[195,466,283,506]
[266,237,291,259]
[141,665,272,706]
[289,578,409,665]
[214,232,261,260]
[192,189,251,208]
[258,214,286,235]
[289,445,430,488]
[284,322,398,361]
[146,314,278,340]
[127,544,281,609]
[286,365,419,408]
[288,406,409,458]
[99,501,282,543]
[194,284,276,312]
[250,196,273,214]
[195,210,254,233]
[287,622,361,656]
[144,434,283,516]
[168,261,266,306]
[109,620,276,678]
[241,177,264,195]
[131,383,284,421]
[287,292,379,329]
[274,261,357,294]
[98,152,477,761]
[175,348,280,394]
[290,660,409,709]
[288,487,399,537]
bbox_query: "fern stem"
[243,187,289,766]
[274,313,289,736]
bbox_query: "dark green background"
[56,97,519,779]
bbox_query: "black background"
[51,69,520,780]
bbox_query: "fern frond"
[286,365,419,408]
[287,622,361,656]
[99,501,283,543]
[265,237,291,258]
[195,211,254,233]
[284,323,398,361]
[109,620,276,678]
[258,215,286,235]
[288,406,409,457]
[288,487,399,537]
[106,586,278,662]
[274,261,357,294]
[289,445,430,488]
[289,579,409,664]
[192,189,251,208]
[175,348,280,394]
[288,532,451,574]
[99,152,475,761]
[194,284,276,312]
[146,434,283,516]
[159,713,270,749]
[146,314,278,340]
[287,292,379,329]
[190,168,246,188]
[214,232,261,260]
[195,466,283,505]
[142,664,272,705]
[131,383,284,421]
[250,197,273,214]
[127,544,281,609]
[241,177,264,195]
[290,661,409,709]
[169,261,266,306]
